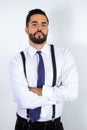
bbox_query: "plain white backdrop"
[0,0,87,130]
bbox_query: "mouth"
[34,31,44,37]
[36,32,43,35]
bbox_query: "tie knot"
[37,51,42,57]
[37,51,41,55]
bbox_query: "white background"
[0,0,87,130]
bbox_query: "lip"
[36,32,43,35]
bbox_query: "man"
[9,9,78,130]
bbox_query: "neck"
[29,40,46,50]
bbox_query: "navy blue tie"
[37,51,45,87]
[29,51,45,122]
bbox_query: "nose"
[37,24,42,30]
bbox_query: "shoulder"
[52,44,69,56]
[52,44,75,62]
[9,47,29,66]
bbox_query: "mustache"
[34,31,44,36]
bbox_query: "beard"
[29,31,47,44]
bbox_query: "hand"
[29,87,42,96]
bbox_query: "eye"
[42,24,46,27]
[41,23,48,28]
[32,23,37,26]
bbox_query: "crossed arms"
[29,82,63,96]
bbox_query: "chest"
[25,52,63,87]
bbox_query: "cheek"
[45,28,48,33]
[44,29,48,35]
[29,28,37,34]
[28,28,32,33]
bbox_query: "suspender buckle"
[52,117,55,122]
[27,119,30,122]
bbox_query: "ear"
[25,27,28,34]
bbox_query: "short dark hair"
[26,9,49,27]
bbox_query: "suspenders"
[20,52,27,78]
[20,51,30,119]
[50,44,57,120]
[20,44,57,120]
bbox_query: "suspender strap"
[20,44,57,120]
[20,51,27,79]
[50,44,57,120]
[20,51,29,119]
[50,44,57,87]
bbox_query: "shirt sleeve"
[42,49,79,102]
[9,54,56,109]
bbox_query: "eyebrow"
[41,22,48,24]
[31,21,48,24]
[31,21,38,23]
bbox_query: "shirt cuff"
[42,85,54,99]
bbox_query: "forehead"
[30,14,48,23]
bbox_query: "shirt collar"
[28,43,50,57]
[41,43,50,56]
[27,45,37,57]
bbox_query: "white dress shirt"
[9,43,78,121]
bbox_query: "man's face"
[25,14,48,44]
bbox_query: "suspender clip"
[52,117,55,122]
[27,119,30,122]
